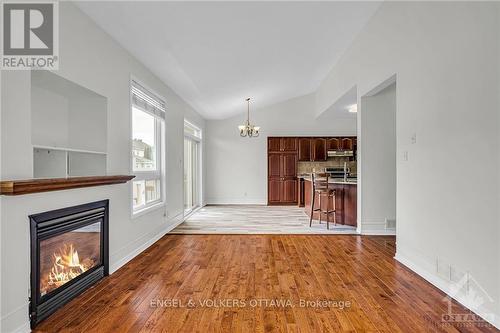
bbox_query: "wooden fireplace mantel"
[0,175,135,195]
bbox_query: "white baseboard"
[361,229,396,235]
[109,211,185,273]
[0,302,30,333]
[206,197,266,205]
[395,252,499,329]
[14,323,29,333]
[360,220,396,235]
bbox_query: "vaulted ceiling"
[76,1,380,119]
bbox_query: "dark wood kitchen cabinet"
[282,179,297,203]
[297,178,305,207]
[268,138,281,152]
[268,137,297,152]
[298,136,355,161]
[327,138,340,150]
[268,179,282,204]
[268,154,281,178]
[268,136,356,206]
[311,138,327,161]
[303,180,357,227]
[282,137,297,151]
[267,137,298,205]
[282,153,297,177]
[330,183,344,224]
[298,138,311,161]
[341,137,354,150]
[343,184,357,226]
[267,152,298,205]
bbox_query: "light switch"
[411,133,417,144]
[403,151,409,161]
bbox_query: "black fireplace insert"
[29,200,109,328]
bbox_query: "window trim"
[130,76,166,218]
[184,119,202,140]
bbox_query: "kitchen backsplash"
[298,158,357,176]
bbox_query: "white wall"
[359,83,396,235]
[31,86,70,148]
[31,71,108,153]
[316,1,500,326]
[496,5,500,320]
[205,93,356,204]
[0,3,205,332]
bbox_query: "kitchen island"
[299,176,357,227]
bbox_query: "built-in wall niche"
[31,71,107,178]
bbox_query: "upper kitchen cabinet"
[282,137,297,151]
[311,138,327,161]
[327,138,340,150]
[268,137,297,152]
[298,138,311,161]
[341,137,354,150]
[268,137,282,152]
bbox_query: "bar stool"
[309,172,336,229]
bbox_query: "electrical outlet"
[403,151,409,161]
[450,266,466,284]
[385,218,396,229]
[436,258,451,280]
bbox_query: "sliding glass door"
[184,121,201,214]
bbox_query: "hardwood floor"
[171,205,357,234]
[35,235,497,333]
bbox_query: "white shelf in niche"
[33,145,107,155]
[33,147,107,178]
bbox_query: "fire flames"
[42,243,94,295]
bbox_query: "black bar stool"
[309,172,336,229]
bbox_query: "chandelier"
[238,98,260,138]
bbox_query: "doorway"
[359,76,397,235]
[184,121,202,215]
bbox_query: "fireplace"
[29,200,109,328]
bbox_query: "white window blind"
[131,80,166,119]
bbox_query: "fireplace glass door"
[30,200,109,328]
[39,222,102,298]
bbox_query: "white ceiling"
[76,1,380,119]
[318,85,357,121]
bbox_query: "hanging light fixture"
[238,98,260,137]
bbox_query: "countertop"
[298,174,357,185]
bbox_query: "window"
[131,80,165,213]
[184,120,201,214]
[184,121,202,139]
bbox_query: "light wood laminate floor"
[35,235,496,332]
[171,205,357,234]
